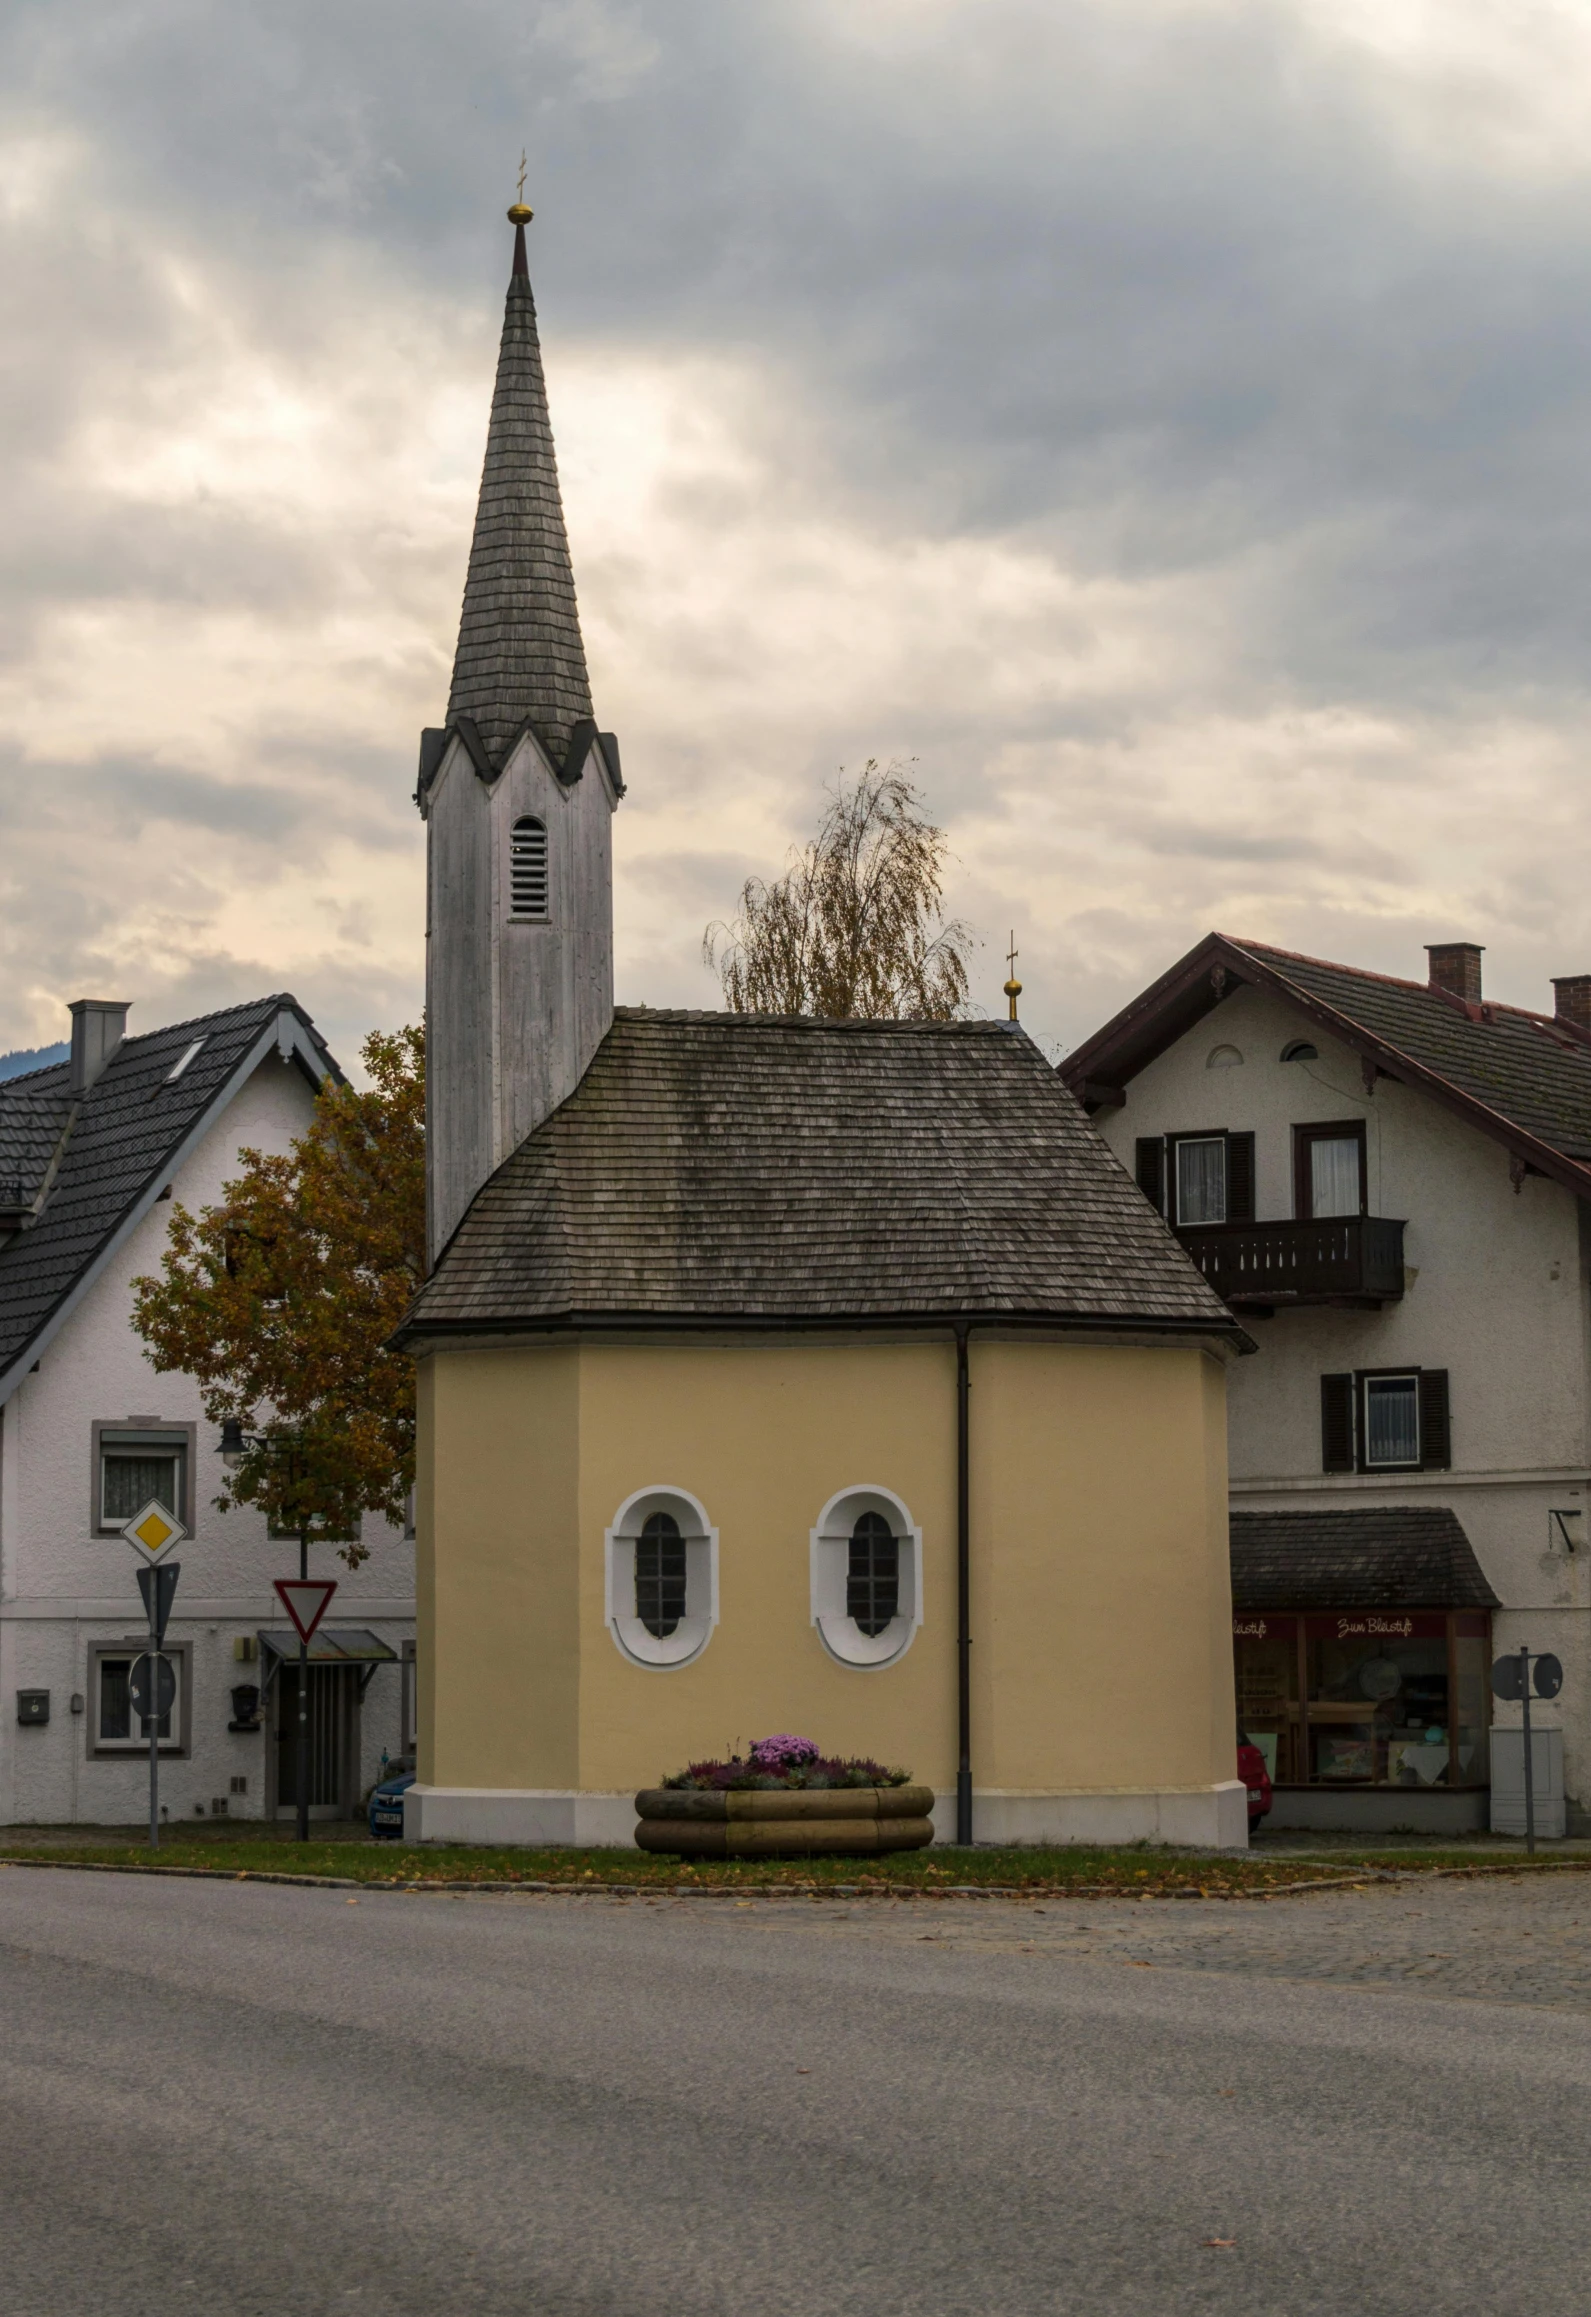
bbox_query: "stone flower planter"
[634,1784,935,1858]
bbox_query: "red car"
[1238,1733,1273,1832]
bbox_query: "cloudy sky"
[4,0,1590,1068]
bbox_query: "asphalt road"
[1,1866,1588,2316]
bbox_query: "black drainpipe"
[955,1320,973,1846]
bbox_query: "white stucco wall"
[0,1051,416,1826]
[1096,981,1591,1822]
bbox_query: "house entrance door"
[273,1663,358,1818]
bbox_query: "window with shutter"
[1135,1137,1165,1214]
[509,817,549,920]
[1418,1370,1451,1470]
[1321,1374,1355,1472]
[1363,1373,1420,1467]
[1226,1132,1256,1222]
[1174,1136,1228,1224]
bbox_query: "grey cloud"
[6,0,1591,1060]
[13,0,1591,706]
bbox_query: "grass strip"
[2,1837,1584,1898]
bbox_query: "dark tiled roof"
[1231,940,1591,1167]
[444,237,593,771]
[1230,1507,1499,1611]
[0,997,330,1394]
[401,1010,1246,1337]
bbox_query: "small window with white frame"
[89,1642,188,1755]
[810,1486,923,1668]
[1362,1372,1420,1469]
[95,1424,192,1533]
[605,1488,718,1667]
[1173,1135,1227,1225]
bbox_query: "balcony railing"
[1175,1215,1405,1309]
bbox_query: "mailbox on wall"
[16,1689,49,1726]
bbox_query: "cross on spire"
[1003,931,1023,1023]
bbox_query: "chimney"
[69,999,130,1096]
[1553,977,1591,1035]
[1425,944,1483,1006]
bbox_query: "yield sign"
[273,1577,338,1647]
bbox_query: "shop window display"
[1232,1612,1489,1788]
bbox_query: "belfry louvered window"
[635,1511,688,1638]
[509,816,549,920]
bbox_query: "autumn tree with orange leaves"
[131,1027,424,1569]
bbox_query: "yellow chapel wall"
[418,1331,1236,1806]
[572,1337,958,1792]
[970,1340,1235,1795]
[418,1342,582,1790]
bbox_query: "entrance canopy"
[1230,1507,1498,1611]
[257,1628,398,1698]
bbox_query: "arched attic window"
[509,817,548,921]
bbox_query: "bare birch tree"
[704,762,976,1019]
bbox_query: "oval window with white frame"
[810,1486,923,1668]
[605,1487,718,1668]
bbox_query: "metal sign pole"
[1521,1645,1536,1859]
[297,1525,310,1845]
[147,1596,159,1852]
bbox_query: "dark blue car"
[368,1765,415,1840]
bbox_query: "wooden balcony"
[1175,1215,1405,1311]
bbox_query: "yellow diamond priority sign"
[121,1499,187,1562]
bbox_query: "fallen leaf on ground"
[1200,2238,1237,2249]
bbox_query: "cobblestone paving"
[710,1869,1591,2009]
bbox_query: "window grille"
[847,1510,900,1637]
[635,1511,687,1638]
[509,817,549,920]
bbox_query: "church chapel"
[398,207,1250,1849]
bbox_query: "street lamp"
[217,1417,318,1843]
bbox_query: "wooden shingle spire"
[445,201,594,772]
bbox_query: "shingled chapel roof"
[398,1010,1249,1342]
[443,213,595,774]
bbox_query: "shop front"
[1230,1508,1499,1833]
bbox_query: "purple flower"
[750,1733,820,1769]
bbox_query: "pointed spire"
[446,202,594,771]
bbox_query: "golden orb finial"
[1003,930,1022,1022]
[508,148,533,226]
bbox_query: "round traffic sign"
[1491,1655,1523,1701]
[128,1652,176,1726]
[1533,1653,1564,1700]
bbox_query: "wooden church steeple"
[418,199,623,1264]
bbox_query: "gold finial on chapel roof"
[507,149,533,226]
[1003,931,1022,1023]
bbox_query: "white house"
[0,995,415,1827]
[1065,934,1591,1835]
